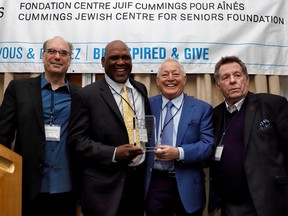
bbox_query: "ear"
[42,52,45,63]
[246,76,250,84]
[156,77,160,86]
[183,76,187,85]
[101,57,105,67]
[67,58,72,67]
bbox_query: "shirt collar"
[225,97,245,113]
[41,73,70,92]
[105,74,134,94]
[161,93,184,110]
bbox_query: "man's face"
[42,37,71,76]
[156,61,187,100]
[217,62,249,106]
[101,41,132,83]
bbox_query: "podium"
[0,144,22,216]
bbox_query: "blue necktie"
[161,101,174,170]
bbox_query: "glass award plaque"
[133,115,156,152]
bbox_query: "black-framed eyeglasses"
[44,49,70,57]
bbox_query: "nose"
[229,75,236,83]
[167,73,174,80]
[116,58,125,65]
[54,52,61,59]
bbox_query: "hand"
[115,144,143,161]
[154,145,179,161]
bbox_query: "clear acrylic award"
[133,115,156,152]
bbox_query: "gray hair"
[157,58,186,76]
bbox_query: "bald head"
[101,40,132,83]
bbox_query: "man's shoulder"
[248,92,287,106]
[184,94,213,109]
[69,83,81,94]
[255,92,285,100]
[130,78,147,90]
[213,101,225,113]
[149,94,161,102]
[79,79,105,92]
[7,75,40,89]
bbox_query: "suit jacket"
[0,75,79,213]
[67,78,150,216]
[209,92,288,216]
[145,93,214,213]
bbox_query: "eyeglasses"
[44,49,70,57]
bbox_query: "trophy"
[133,115,157,152]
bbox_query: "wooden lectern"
[0,144,22,216]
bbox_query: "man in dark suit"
[68,40,151,216]
[145,58,214,216]
[0,36,78,216]
[209,56,288,216]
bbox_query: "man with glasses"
[0,36,79,216]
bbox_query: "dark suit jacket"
[0,75,79,214]
[67,78,150,216]
[145,94,214,213]
[209,92,288,216]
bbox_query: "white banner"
[0,0,287,74]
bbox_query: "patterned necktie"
[122,85,134,144]
[121,85,140,163]
[160,101,174,170]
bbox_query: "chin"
[115,77,128,83]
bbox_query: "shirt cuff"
[112,147,117,163]
[177,147,184,161]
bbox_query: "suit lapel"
[130,78,145,96]
[130,78,150,115]
[150,95,162,146]
[98,79,125,124]
[214,103,225,145]
[176,95,194,146]
[28,76,80,134]
[244,92,257,153]
[69,84,79,95]
[155,98,162,145]
[28,75,45,133]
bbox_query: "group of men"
[0,36,287,216]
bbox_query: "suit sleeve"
[0,81,17,148]
[67,89,116,166]
[181,102,214,164]
[275,96,288,172]
[276,96,288,144]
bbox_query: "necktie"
[121,85,141,163]
[160,101,174,170]
[122,85,134,144]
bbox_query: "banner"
[0,0,287,74]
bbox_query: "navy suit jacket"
[145,93,214,213]
[209,92,288,216]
